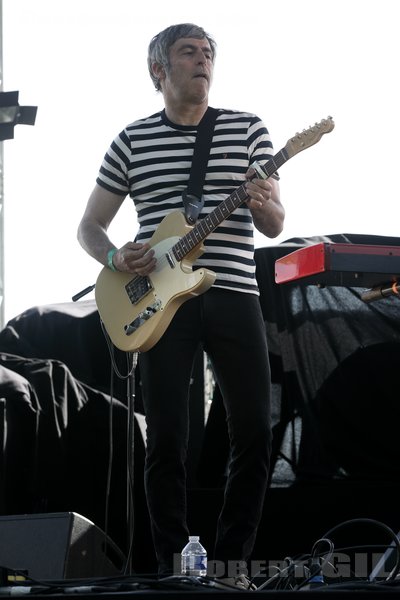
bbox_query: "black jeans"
[139,287,272,574]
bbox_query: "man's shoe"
[212,575,257,590]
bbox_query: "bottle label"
[181,554,207,574]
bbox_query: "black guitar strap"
[182,106,219,225]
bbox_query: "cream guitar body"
[95,211,216,352]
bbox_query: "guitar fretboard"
[172,147,289,261]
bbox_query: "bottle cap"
[189,535,199,541]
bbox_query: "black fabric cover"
[255,232,400,483]
[0,301,150,569]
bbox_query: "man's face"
[160,37,214,104]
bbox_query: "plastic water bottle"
[181,535,207,576]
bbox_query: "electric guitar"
[95,117,335,352]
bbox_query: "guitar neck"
[173,147,289,261]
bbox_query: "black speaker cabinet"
[0,512,125,580]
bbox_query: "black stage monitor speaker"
[0,512,125,580]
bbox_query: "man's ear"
[152,62,165,84]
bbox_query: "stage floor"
[1,571,400,599]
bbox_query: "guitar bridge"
[124,299,162,336]
[126,275,153,305]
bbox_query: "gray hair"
[147,23,216,91]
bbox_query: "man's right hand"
[113,242,156,275]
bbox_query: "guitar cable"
[100,318,139,575]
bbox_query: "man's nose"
[196,50,207,63]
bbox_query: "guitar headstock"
[285,117,335,159]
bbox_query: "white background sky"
[2,0,399,324]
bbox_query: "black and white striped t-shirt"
[96,107,275,295]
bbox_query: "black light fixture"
[0,90,37,140]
